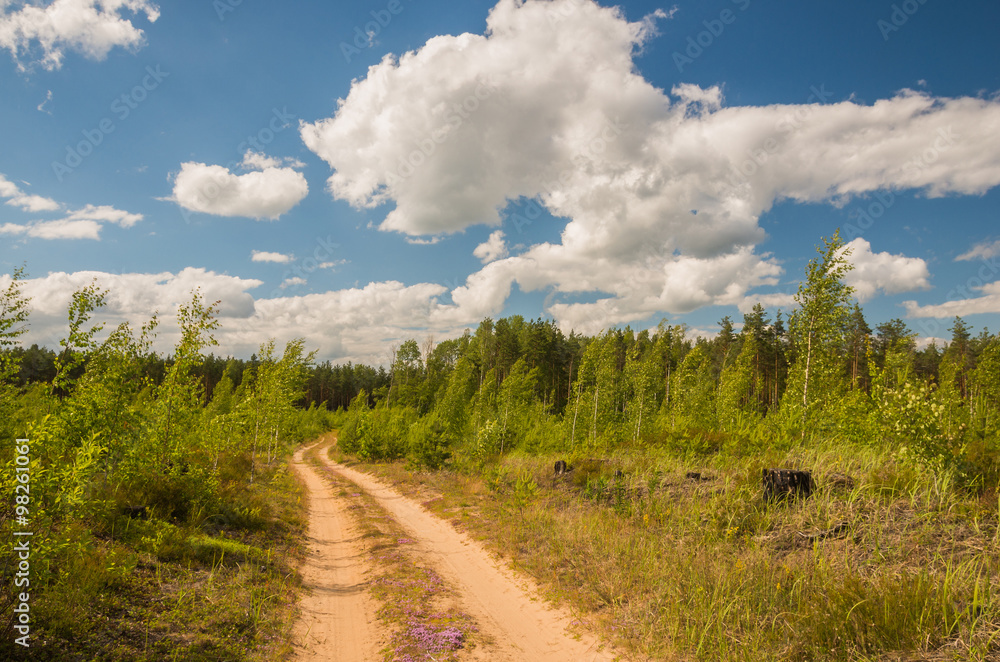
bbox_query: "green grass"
[343,437,1000,661]
[1,458,308,661]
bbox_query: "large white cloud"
[171,150,309,220]
[0,0,159,71]
[300,0,1000,333]
[7,268,260,354]
[842,238,931,302]
[5,269,472,364]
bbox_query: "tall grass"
[351,436,1000,661]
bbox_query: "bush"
[406,415,452,469]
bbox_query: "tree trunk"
[802,317,814,439]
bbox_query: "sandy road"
[307,443,620,662]
[290,445,379,661]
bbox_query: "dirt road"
[291,446,379,661]
[293,441,619,661]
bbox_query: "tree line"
[332,232,999,488]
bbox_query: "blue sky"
[1,0,999,363]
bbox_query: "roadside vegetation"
[0,277,330,660]
[328,231,1000,661]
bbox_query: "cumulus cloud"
[0,218,102,240]
[904,281,1000,318]
[0,178,142,240]
[251,250,294,264]
[280,277,306,289]
[171,150,309,220]
[63,204,142,228]
[3,267,481,364]
[241,151,306,171]
[0,174,59,212]
[0,0,160,71]
[473,230,508,264]
[5,268,261,354]
[957,239,1000,262]
[300,0,1000,333]
[842,238,931,302]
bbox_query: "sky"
[1,0,999,365]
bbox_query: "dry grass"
[337,440,1000,661]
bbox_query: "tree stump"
[554,460,571,475]
[762,469,813,503]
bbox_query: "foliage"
[0,279,330,656]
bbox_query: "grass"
[1,458,308,661]
[305,438,479,662]
[336,437,1000,661]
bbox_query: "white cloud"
[904,281,1000,318]
[0,174,142,240]
[25,218,103,240]
[737,291,797,314]
[280,277,306,288]
[241,151,306,171]
[300,0,1000,334]
[2,268,260,357]
[37,89,52,114]
[171,150,309,220]
[247,281,459,363]
[4,268,482,365]
[957,239,1000,262]
[0,174,60,212]
[64,204,142,228]
[841,238,931,302]
[0,0,160,71]
[251,250,294,264]
[473,230,508,264]
[0,205,141,241]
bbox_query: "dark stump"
[762,468,813,503]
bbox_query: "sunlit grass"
[348,437,1000,661]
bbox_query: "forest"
[334,232,1000,488]
[1,230,998,660]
